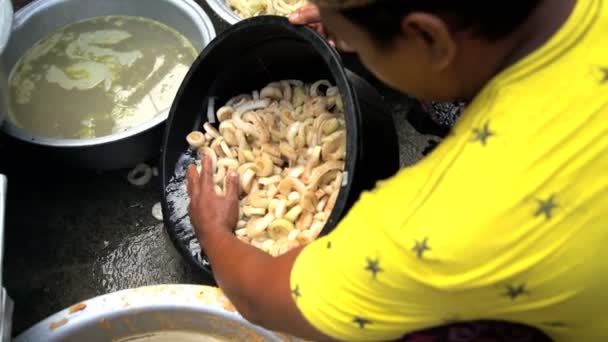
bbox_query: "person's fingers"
[312,24,328,38]
[309,23,322,34]
[200,157,214,193]
[289,4,321,24]
[186,164,199,197]
[224,171,240,201]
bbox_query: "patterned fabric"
[420,101,466,129]
[401,321,550,342]
[290,0,608,341]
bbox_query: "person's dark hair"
[340,0,543,46]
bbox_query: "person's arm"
[188,153,482,342]
[186,158,333,341]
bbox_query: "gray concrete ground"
[1,0,444,336]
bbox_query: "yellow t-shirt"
[290,0,608,341]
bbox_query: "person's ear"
[401,12,457,71]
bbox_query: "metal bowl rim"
[206,0,242,25]
[1,0,216,148]
[15,284,285,342]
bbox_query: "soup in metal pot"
[8,15,198,139]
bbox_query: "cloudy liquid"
[116,331,233,342]
[8,15,198,139]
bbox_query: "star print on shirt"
[600,67,608,83]
[353,316,372,329]
[364,257,383,279]
[535,194,559,220]
[412,237,431,259]
[291,285,301,300]
[471,121,495,146]
[504,283,529,300]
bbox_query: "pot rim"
[0,0,12,55]
[15,284,286,342]
[206,0,241,25]
[1,0,216,148]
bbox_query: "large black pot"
[161,16,399,276]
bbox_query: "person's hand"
[186,157,240,243]
[289,4,354,52]
[289,3,321,25]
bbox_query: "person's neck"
[461,0,576,100]
[499,0,576,71]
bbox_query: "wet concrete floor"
[2,0,446,336]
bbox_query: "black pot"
[161,16,399,276]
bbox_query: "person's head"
[317,0,543,100]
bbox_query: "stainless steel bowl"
[0,0,216,170]
[206,0,241,25]
[15,285,297,342]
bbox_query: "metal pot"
[15,285,296,342]
[161,16,399,275]
[0,0,216,171]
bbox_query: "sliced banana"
[216,106,234,122]
[300,190,317,213]
[217,158,239,170]
[246,214,274,238]
[203,122,221,139]
[260,85,283,100]
[255,153,274,177]
[296,212,313,231]
[268,219,295,240]
[285,205,303,223]
[186,79,346,257]
[274,199,287,219]
[243,206,266,217]
[241,168,256,193]
[186,131,206,149]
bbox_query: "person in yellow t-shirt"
[186,0,608,341]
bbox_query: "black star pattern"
[412,237,431,259]
[291,285,301,300]
[353,316,372,329]
[503,283,529,300]
[364,257,383,279]
[600,67,608,84]
[535,194,559,220]
[471,122,495,146]
[326,241,332,249]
